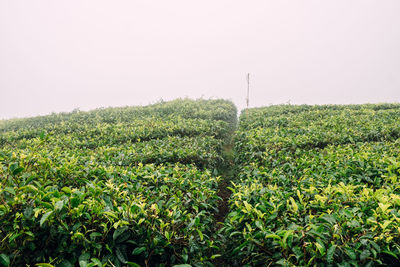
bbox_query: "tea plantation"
[1,100,400,266]
[224,104,400,266]
[0,99,236,266]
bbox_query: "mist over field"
[1,0,400,119]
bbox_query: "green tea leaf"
[315,242,325,256]
[132,247,146,255]
[55,200,64,211]
[12,167,24,176]
[116,247,127,263]
[113,226,128,241]
[196,229,204,241]
[360,250,371,261]
[0,254,10,267]
[40,211,53,227]
[327,244,336,263]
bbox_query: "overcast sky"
[1,1,400,119]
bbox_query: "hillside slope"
[2,101,400,266]
[0,99,236,266]
[224,103,400,266]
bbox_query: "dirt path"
[212,141,235,266]
[214,143,234,225]
[214,178,232,225]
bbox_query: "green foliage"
[0,99,236,266]
[0,98,237,134]
[3,100,400,266]
[225,103,400,266]
[236,106,400,165]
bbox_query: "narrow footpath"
[212,139,235,266]
[214,143,234,225]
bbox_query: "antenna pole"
[246,73,250,118]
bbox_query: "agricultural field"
[2,100,400,266]
[223,104,400,266]
[0,99,237,266]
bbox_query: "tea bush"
[224,104,400,266]
[0,99,237,266]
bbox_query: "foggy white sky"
[1,1,400,119]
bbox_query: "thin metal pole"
[246,73,250,118]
